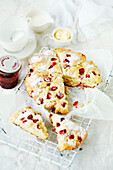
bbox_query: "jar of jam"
[0,55,21,89]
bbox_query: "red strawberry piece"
[73,101,78,108]
[47,93,52,99]
[23,120,27,123]
[51,86,58,91]
[51,58,57,61]
[79,148,83,151]
[52,62,56,66]
[66,54,71,57]
[64,65,70,69]
[47,83,51,86]
[28,73,31,77]
[37,124,40,129]
[61,118,65,122]
[86,74,90,78]
[44,77,51,82]
[98,74,100,76]
[79,68,84,75]
[78,136,82,142]
[59,129,67,134]
[52,128,56,132]
[27,114,33,120]
[49,114,53,118]
[22,110,26,114]
[56,92,64,99]
[30,90,34,98]
[39,98,44,104]
[63,59,70,63]
[78,83,84,90]
[20,117,25,121]
[92,71,96,75]
[48,65,53,69]
[30,69,33,73]
[33,119,39,123]
[61,102,66,107]
[50,74,53,77]
[48,62,56,69]
[69,134,74,139]
[56,122,60,127]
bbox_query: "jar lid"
[0,55,21,73]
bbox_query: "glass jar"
[0,55,21,89]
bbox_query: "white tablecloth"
[0,0,113,170]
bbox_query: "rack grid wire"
[0,47,112,168]
[0,116,92,168]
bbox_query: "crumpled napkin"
[45,0,113,42]
[66,87,113,120]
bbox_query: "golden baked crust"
[28,49,62,74]
[53,48,102,87]
[25,48,102,115]
[10,106,48,140]
[25,71,68,114]
[50,113,88,152]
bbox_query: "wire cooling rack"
[0,47,112,168]
[0,115,92,168]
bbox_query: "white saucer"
[0,34,37,60]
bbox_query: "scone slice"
[49,113,88,152]
[78,61,102,88]
[28,49,62,74]
[25,71,68,114]
[53,48,86,72]
[10,106,48,140]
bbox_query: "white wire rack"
[0,115,92,168]
[0,47,112,168]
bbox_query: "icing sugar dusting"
[67,54,80,65]
[43,50,56,56]
[30,55,42,64]
[28,74,43,87]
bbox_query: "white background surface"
[0,0,113,170]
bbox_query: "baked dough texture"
[50,113,88,152]
[10,106,48,140]
[25,48,102,114]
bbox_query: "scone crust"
[50,114,88,152]
[10,106,48,140]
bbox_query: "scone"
[78,61,102,88]
[25,71,68,114]
[53,48,102,87]
[49,113,88,152]
[10,106,48,140]
[28,49,62,74]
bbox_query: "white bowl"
[0,16,32,52]
[52,27,73,46]
[26,10,54,33]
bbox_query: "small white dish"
[43,27,73,47]
[26,10,54,33]
[0,16,34,52]
[0,33,37,60]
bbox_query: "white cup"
[0,16,34,52]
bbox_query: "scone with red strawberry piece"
[10,106,48,140]
[49,113,88,152]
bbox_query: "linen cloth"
[0,0,113,170]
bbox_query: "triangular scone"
[28,49,62,74]
[25,71,68,114]
[10,106,48,140]
[53,48,102,87]
[78,61,102,88]
[49,113,88,152]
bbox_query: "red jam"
[0,55,21,89]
